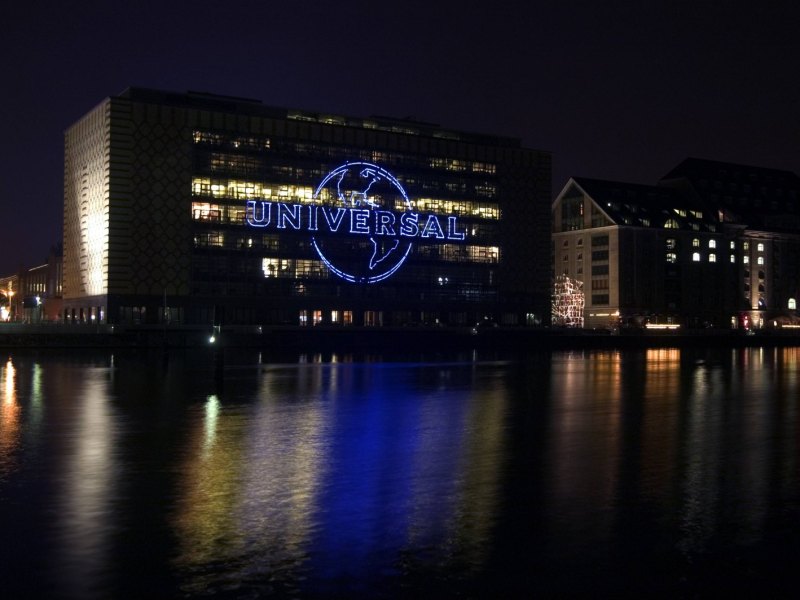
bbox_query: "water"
[2,346,800,598]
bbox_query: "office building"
[63,88,551,327]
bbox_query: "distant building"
[17,246,63,322]
[661,158,800,328]
[0,246,62,322]
[552,158,800,330]
[63,88,551,327]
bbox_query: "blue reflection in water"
[171,360,506,597]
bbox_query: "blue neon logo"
[245,162,465,283]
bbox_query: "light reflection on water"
[172,361,507,597]
[0,357,20,479]
[56,368,119,599]
[1,348,800,597]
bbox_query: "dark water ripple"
[1,347,800,598]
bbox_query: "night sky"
[1,0,799,276]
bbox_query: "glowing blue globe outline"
[311,162,414,283]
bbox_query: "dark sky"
[1,0,799,275]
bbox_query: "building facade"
[0,246,62,323]
[63,89,551,327]
[552,159,800,330]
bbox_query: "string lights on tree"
[552,275,585,327]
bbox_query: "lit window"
[692,252,701,262]
[730,241,736,249]
[666,252,677,263]
[730,254,735,263]
[666,238,676,249]
[757,243,765,252]
[744,256,750,264]
[664,219,679,229]
[744,241,750,251]
[757,256,764,265]
[692,238,700,248]
[709,253,716,263]
[789,298,797,310]
[708,239,716,249]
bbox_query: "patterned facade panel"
[63,101,110,300]
[123,102,192,296]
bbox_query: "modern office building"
[552,158,800,330]
[63,88,551,327]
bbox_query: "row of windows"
[208,152,267,176]
[413,197,499,219]
[193,131,498,177]
[563,250,768,266]
[415,244,500,263]
[191,181,500,218]
[196,156,499,198]
[193,131,271,150]
[191,206,498,240]
[263,258,328,279]
[561,238,771,266]
[429,158,496,174]
[680,238,766,251]
[192,230,500,265]
[190,270,499,296]
[672,252,767,264]
[663,219,716,232]
[563,236,770,252]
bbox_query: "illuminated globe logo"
[311,162,414,283]
[244,161,465,282]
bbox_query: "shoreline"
[2,323,800,350]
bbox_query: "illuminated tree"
[552,275,585,327]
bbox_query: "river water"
[1,346,800,598]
